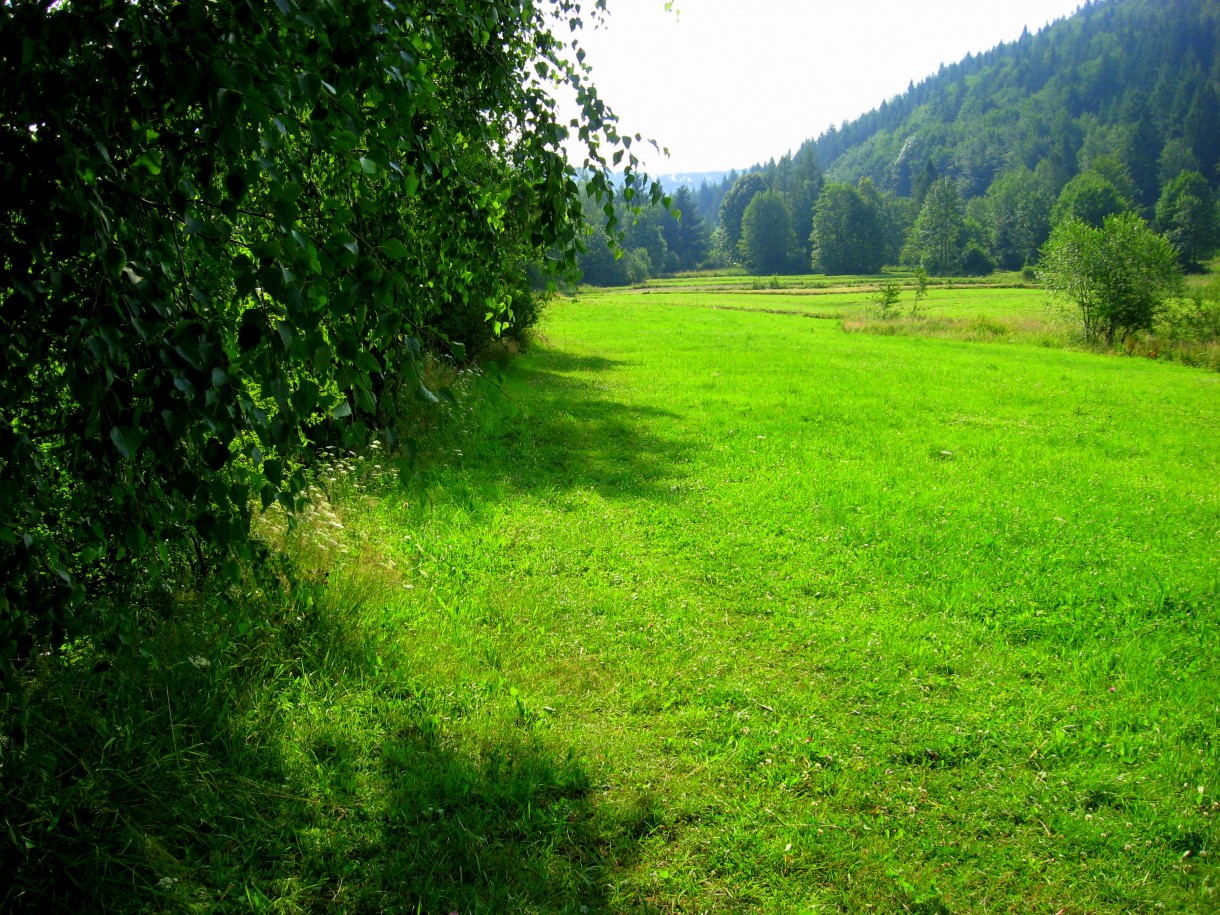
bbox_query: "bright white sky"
[563,0,1086,176]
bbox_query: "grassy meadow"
[4,283,1218,912]
[638,270,1030,292]
[608,285,1049,323]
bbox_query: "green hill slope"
[807,0,1219,205]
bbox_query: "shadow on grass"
[234,714,633,913]
[528,350,631,374]
[0,592,650,913]
[0,346,684,911]
[476,347,693,501]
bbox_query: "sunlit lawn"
[21,287,1216,913]
[344,292,1219,911]
[609,284,1048,322]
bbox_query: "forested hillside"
[811,0,1219,199]
[587,0,1220,282]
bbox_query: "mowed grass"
[638,269,1029,292]
[340,294,1219,911]
[10,289,1216,912]
[609,285,1048,322]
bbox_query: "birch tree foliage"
[0,0,663,677]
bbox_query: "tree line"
[578,158,1217,283]
[576,0,1220,284]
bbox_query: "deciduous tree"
[1155,170,1218,271]
[1038,214,1181,344]
[1050,172,1131,228]
[907,178,964,275]
[719,172,767,261]
[810,182,884,274]
[976,168,1052,270]
[0,0,659,677]
[739,190,795,275]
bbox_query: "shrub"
[1155,281,1220,343]
[961,242,997,276]
[874,280,903,318]
[1038,214,1181,345]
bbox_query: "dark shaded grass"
[0,573,649,913]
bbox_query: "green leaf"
[0,0,643,664]
[382,238,409,259]
[110,427,132,459]
[102,245,126,280]
[134,151,163,175]
[263,459,283,486]
[312,344,332,374]
[297,71,322,100]
[354,385,376,413]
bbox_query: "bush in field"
[0,0,659,680]
[911,267,930,316]
[874,280,902,318]
[961,241,997,276]
[1038,213,1181,344]
[1156,278,1220,343]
